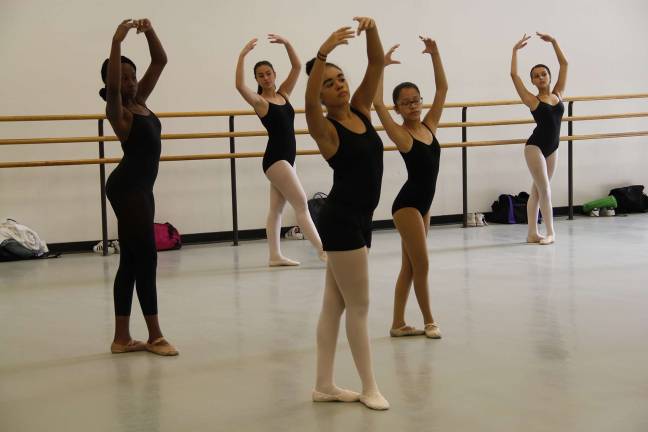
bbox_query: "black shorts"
[317,201,373,251]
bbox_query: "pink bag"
[154,222,182,251]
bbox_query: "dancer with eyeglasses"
[373,38,447,339]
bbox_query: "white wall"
[1,0,647,243]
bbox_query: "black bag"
[307,192,328,227]
[512,192,533,223]
[489,192,539,224]
[490,194,516,224]
[609,185,648,213]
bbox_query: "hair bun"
[99,87,107,101]
[305,58,316,76]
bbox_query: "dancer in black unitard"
[373,37,447,339]
[511,32,568,245]
[100,19,177,356]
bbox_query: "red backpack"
[154,222,181,251]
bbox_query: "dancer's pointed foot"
[269,256,300,267]
[110,339,146,354]
[424,322,442,339]
[390,325,425,337]
[312,386,361,403]
[145,337,178,356]
[526,233,545,244]
[359,391,390,410]
[539,235,555,245]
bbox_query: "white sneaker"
[110,240,120,254]
[465,213,476,227]
[600,208,615,217]
[587,208,600,217]
[93,241,115,255]
[284,226,304,240]
[475,213,487,227]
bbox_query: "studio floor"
[1,215,648,432]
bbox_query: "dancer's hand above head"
[536,32,555,43]
[113,19,137,43]
[135,18,153,34]
[267,33,289,45]
[420,36,438,55]
[319,27,355,55]
[240,38,258,57]
[353,16,376,35]
[385,44,401,66]
[514,33,532,50]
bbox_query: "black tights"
[109,188,158,316]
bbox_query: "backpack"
[154,222,182,251]
[307,192,328,228]
[608,185,648,213]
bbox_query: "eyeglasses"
[398,97,423,108]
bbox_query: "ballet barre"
[1,92,647,253]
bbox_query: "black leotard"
[106,111,161,316]
[316,107,384,251]
[259,93,297,173]
[526,95,564,158]
[391,123,441,217]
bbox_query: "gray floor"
[2,215,648,432]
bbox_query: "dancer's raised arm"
[421,37,448,134]
[134,19,167,104]
[105,19,137,137]
[537,32,568,98]
[235,38,267,112]
[269,34,301,97]
[372,44,411,152]
[350,17,385,118]
[304,26,355,158]
[510,33,537,108]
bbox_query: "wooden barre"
[2,130,647,169]
[2,111,648,146]
[1,93,647,122]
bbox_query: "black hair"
[530,64,551,80]
[254,60,275,94]
[98,56,137,101]
[305,58,342,76]
[392,82,420,106]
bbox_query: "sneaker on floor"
[475,213,487,227]
[93,241,115,255]
[465,213,476,227]
[600,208,615,217]
[284,226,304,240]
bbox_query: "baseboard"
[46,205,583,254]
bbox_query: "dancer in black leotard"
[373,38,447,339]
[100,19,177,356]
[527,95,564,158]
[236,35,325,266]
[511,32,568,245]
[316,105,383,251]
[390,120,440,217]
[259,94,296,173]
[305,17,389,411]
